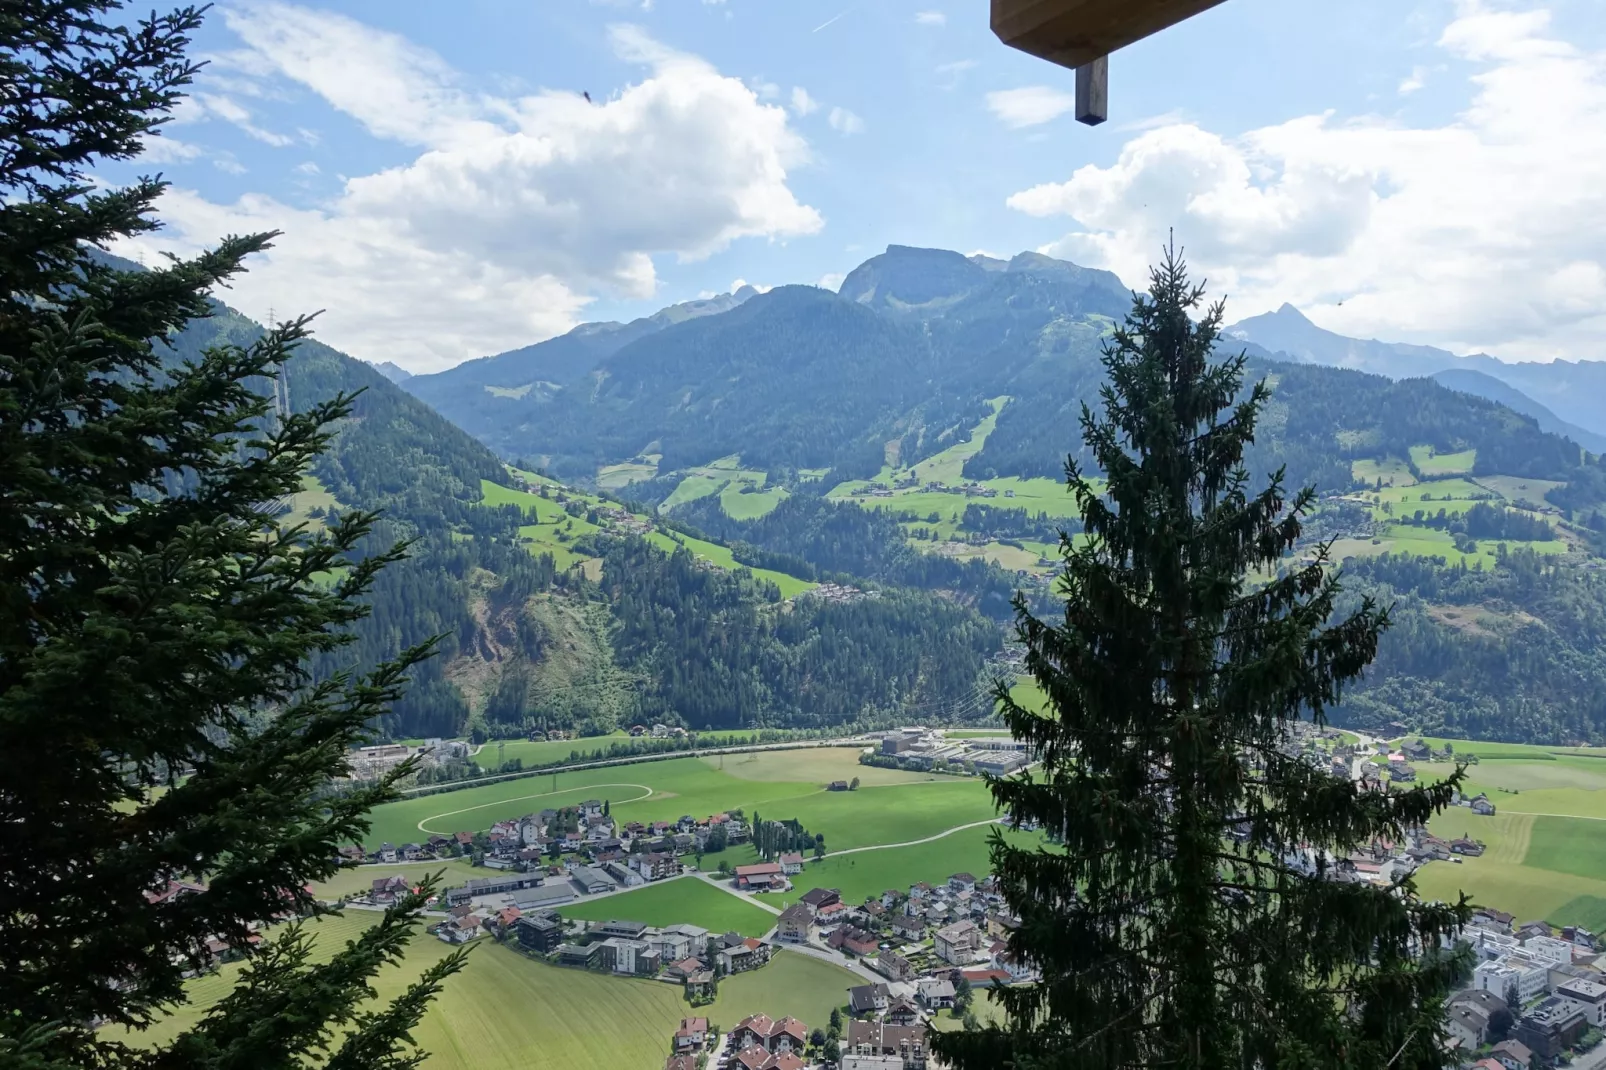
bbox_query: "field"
[660,456,789,520]
[112,911,858,1068]
[1351,457,1415,487]
[785,823,1001,906]
[643,529,813,598]
[1407,739,1606,926]
[1409,445,1477,476]
[368,752,996,868]
[701,748,937,786]
[560,876,777,936]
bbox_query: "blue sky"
[107,0,1606,372]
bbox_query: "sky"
[104,0,1606,374]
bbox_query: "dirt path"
[415,782,655,834]
[823,818,1006,858]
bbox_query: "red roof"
[736,862,783,877]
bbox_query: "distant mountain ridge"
[1226,303,1606,444]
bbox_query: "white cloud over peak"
[828,106,865,134]
[1006,2,1606,360]
[915,11,946,27]
[986,85,1076,128]
[121,3,820,372]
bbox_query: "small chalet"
[778,852,805,876]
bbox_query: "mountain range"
[1225,304,1606,449]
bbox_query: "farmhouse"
[674,1016,709,1053]
[800,887,842,915]
[848,983,891,1016]
[778,852,805,876]
[735,862,786,891]
[733,1013,808,1058]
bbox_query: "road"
[824,818,1006,859]
[765,936,884,984]
[696,871,781,915]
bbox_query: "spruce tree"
[0,3,462,1066]
[932,247,1470,1070]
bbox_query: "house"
[718,937,769,974]
[601,861,644,888]
[889,916,926,941]
[778,852,805,876]
[1491,1038,1535,1070]
[800,887,842,915]
[597,937,656,976]
[1472,793,1498,816]
[885,997,921,1026]
[934,920,982,966]
[846,1020,928,1070]
[437,914,481,944]
[849,983,891,1016]
[735,862,786,891]
[579,799,603,818]
[674,1016,709,1053]
[877,950,917,983]
[1402,739,1432,761]
[881,889,900,909]
[776,903,814,944]
[370,875,410,904]
[909,882,935,902]
[595,919,649,940]
[917,978,955,1010]
[948,873,977,894]
[829,780,850,791]
[378,843,398,863]
[733,1014,808,1056]
[735,1052,804,1070]
[665,1057,698,1070]
[487,906,522,936]
[828,926,880,957]
[514,914,562,954]
[685,969,716,999]
[1451,837,1486,857]
[630,852,679,882]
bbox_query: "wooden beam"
[1075,56,1108,126]
[992,0,1227,69]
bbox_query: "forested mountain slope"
[386,244,1606,746]
[151,281,1003,742]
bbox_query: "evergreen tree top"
[933,243,1471,1070]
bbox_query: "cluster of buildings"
[1452,909,1606,1065]
[797,583,875,605]
[510,913,774,998]
[771,873,1034,988]
[343,738,469,780]
[873,728,1030,778]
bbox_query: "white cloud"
[915,11,946,27]
[986,86,1076,128]
[120,3,820,372]
[1005,2,1606,361]
[828,106,864,135]
[817,271,846,291]
[791,86,819,116]
[1399,66,1428,94]
[730,278,772,293]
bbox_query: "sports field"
[559,876,776,936]
[111,911,857,1068]
[785,823,1002,906]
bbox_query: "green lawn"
[368,756,995,853]
[596,460,658,489]
[560,876,776,936]
[1523,816,1606,881]
[110,912,857,1069]
[1410,445,1476,476]
[719,482,788,520]
[784,824,1002,906]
